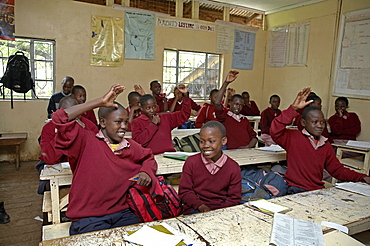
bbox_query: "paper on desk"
[163,151,198,157]
[256,145,284,152]
[270,213,324,246]
[124,225,183,246]
[321,221,348,234]
[249,199,292,214]
[335,182,370,197]
[346,140,370,148]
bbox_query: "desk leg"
[50,178,61,224]
[15,144,20,171]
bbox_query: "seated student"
[260,95,281,146]
[150,80,168,113]
[131,85,191,155]
[71,85,98,126]
[328,96,361,143]
[214,71,257,149]
[47,76,74,118]
[179,121,242,214]
[52,85,158,235]
[168,85,201,113]
[194,89,220,128]
[240,91,260,116]
[126,91,142,131]
[271,87,370,194]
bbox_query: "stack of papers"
[335,182,370,197]
[163,152,198,161]
[248,199,292,214]
[346,140,370,148]
[256,145,284,152]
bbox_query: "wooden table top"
[0,133,27,145]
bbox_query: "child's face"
[301,110,325,139]
[150,82,161,96]
[62,80,74,95]
[229,97,244,115]
[72,89,86,104]
[100,108,128,144]
[129,96,141,108]
[242,93,250,104]
[199,127,227,162]
[141,99,157,119]
[335,100,348,114]
[210,92,217,104]
[310,98,322,109]
[270,97,280,111]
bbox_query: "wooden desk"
[0,133,27,170]
[247,116,261,132]
[332,143,370,175]
[125,128,200,140]
[40,187,370,245]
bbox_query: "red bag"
[127,176,182,222]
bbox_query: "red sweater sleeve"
[194,105,207,128]
[131,117,159,147]
[190,98,201,111]
[167,97,191,128]
[215,106,227,122]
[271,106,299,147]
[328,113,361,138]
[39,122,65,164]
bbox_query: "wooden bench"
[0,133,27,170]
[42,222,71,241]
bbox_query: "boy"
[240,91,260,116]
[194,89,220,128]
[260,95,281,146]
[179,121,242,214]
[47,76,74,118]
[168,85,201,113]
[131,84,191,154]
[71,85,98,126]
[214,71,257,149]
[150,80,168,113]
[271,87,370,194]
[126,91,142,131]
[52,85,158,235]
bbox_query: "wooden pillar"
[192,0,199,20]
[176,0,184,18]
[121,0,130,7]
[223,7,230,22]
[106,0,114,6]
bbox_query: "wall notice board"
[333,8,370,99]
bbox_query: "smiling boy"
[179,121,242,214]
[271,87,370,194]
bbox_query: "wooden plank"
[42,191,51,212]
[324,230,365,246]
[42,222,71,241]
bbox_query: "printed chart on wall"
[0,0,14,41]
[333,8,370,99]
[91,16,124,67]
[125,11,155,60]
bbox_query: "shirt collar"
[227,110,247,122]
[201,152,227,168]
[302,128,327,149]
[96,130,130,152]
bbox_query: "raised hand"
[101,84,126,108]
[134,84,145,96]
[225,70,239,84]
[177,84,188,94]
[291,87,313,111]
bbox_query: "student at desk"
[52,85,158,235]
[179,121,242,214]
[47,76,74,119]
[271,87,370,194]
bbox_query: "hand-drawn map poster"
[91,15,124,67]
[124,10,155,60]
[0,0,15,41]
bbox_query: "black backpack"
[0,51,36,108]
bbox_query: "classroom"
[0,0,370,245]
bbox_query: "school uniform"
[132,97,191,154]
[154,93,167,113]
[179,153,242,214]
[260,107,281,146]
[271,106,366,191]
[240,101,260,116]
[47,92,69,118]
[215,108,257,149]
[125,107,141,131]
[194,103,219,128]
[294,113,333,143]
[81,109,97,126]
[168,97,201,112]
[52,109,158,225]
[328,112,361,140]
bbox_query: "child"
[214,71,257,149]
[328,97,361,142]
[179,121,242,214]
[47,76,74,118]
[260,95,281,146]
[168,85,201,113]
[126,91,142,131]
[131,85,191,155]
[240,91,260,116]
[270,87,370,194]
[52,85,158,235]
[194,89,219,128]
[71,85,98,126]
[150,80,168,113]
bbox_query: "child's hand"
[174,88,182,99]
[225,70,239,84]
[363,176,370,184]
[177,84,188,94]
[102,85,126,108]
[152,115,160,125]
[291,87,313,111]
[131,105,141,111]
[130,172,151,186]
[134,84,145,95]
[198,204,211,213]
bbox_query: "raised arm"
[291,87,313,111]
[134,84,145,96]
[215,70,239,109]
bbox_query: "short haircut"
[241,91,249,96]
[307,95,321,103]
[59,96,77,109]
[140,94,156,106]
[98,102,125,119]
[209,89,219,97]
[128,91,141,101]
[302,106,322,120]
[270,94,280,101]
[230,94,244,102]
[201,121,226,138]
[335,96,349,106]
[150,80,159,88]
[71,85,85,95]
[62,76,74,85]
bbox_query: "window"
[163,49,220,100]
[0,38,55,99]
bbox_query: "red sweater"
[179,153,241,214]
[194,103,219,128]
[168,97,201,112]
[260,107,281,134]
[154,93,167,113]
[215,108,257,149]
[81,109,98,126]
[328,112,361,140]
[240,101,260,116]
[132,97,191,154]
[294,114,333,143]
[271,106,366,191]
[52,109,158,220]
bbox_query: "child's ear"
[99,118,106,129]
[222,136,227,146]
[300,118,306,128]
